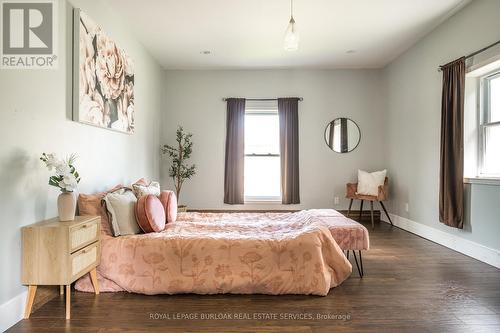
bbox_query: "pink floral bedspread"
[76,210,353,296]
[177,210,369,251]
[303,209,369,251]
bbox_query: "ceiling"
[104,0,470,69]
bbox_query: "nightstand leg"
[23,285,37,319]
[89,268,100,295]
[65,285,71,320]
[60,285,64,295]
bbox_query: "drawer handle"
[81,224,88,229]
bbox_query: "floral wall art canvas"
[73,9,135,134]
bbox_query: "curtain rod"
[222,97,303,101]
[438,39,500,71]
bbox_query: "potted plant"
[40,153,81,221]
[161,126,196,212]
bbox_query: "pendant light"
[284,0,299,51]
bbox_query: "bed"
[76,209,368,296]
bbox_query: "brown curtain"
[224,98,245,204]
[439,57,465,229]
[278,98,300,204]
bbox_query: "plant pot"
[58,192,76,221]
[178,205,187,213]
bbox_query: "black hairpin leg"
[380,202,393,226]
[345,250,364,278]
[358,250,364,276]
[359,200,364,222]
[347,199,353,218]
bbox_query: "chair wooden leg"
[347,199,353,217]
[370,201,374,229]
[24,285,37,319]
[60,285,64,295]
[380,201,393,226]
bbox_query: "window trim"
[245,110,278,116]
[478,70,500,177]
[243,108,282,202]
[245,153,280,157]
[244,196,283,203]
[464,177,500,186]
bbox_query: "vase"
[58,192,76,221]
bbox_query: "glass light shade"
[284,17,299,51]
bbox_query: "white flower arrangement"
[40,153,81,192]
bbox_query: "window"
[244,101,281,201]
[480,71,500,176]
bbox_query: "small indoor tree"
[161,126,196,206]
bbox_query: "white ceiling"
[104,0,470,69]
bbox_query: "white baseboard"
[381,213,500,268]
[0,290,26,332]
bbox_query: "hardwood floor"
[8,219,500,333]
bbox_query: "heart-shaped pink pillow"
[135,194,166,233]
[159,190,178,223]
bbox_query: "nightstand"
[22,216,101,319]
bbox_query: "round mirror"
[324,118,360,153]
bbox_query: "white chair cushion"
[357,169,387,196]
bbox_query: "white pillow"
[357,169,387,196]
[104,189,140,236]
[132,181,161,198]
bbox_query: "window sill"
[244,197,282,204]
[464,177,500,186]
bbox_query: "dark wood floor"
[8,219,500,333]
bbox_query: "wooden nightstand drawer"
[70,219,99,252]
[71,241,100,278]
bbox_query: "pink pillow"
[78,184,123,236]
[135,195,166,233]
[159,191,178,223]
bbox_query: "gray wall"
[0,0,163,306]
[383,0,500,250]
[161,70,386,210]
